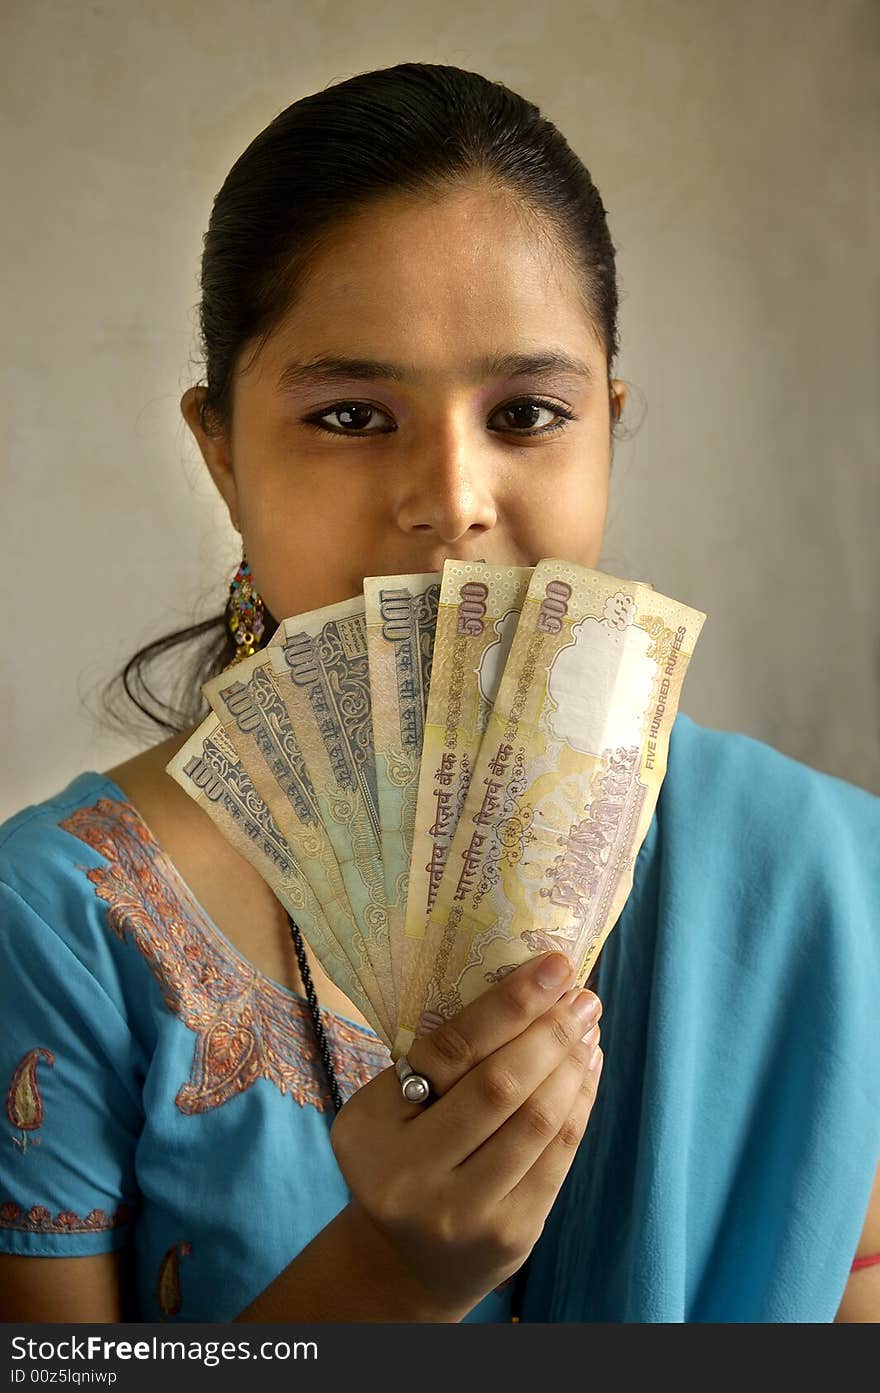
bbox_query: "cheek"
[241,460,377,535]
[507,463,609,562]
[237,468,383,616]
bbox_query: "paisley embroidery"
[6,1047,55,1153]
[157,1240,192,1317]
[59,798,391,1114]
[0,1200,132,1232]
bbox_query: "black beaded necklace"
[287,910,344,1114]
[286,910,530,1322]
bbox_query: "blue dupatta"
[521,713,880,1322]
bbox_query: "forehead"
[254,184,603,378]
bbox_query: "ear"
[610,379,628,424]
[180,386,241,533]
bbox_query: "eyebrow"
[276,349,596,393]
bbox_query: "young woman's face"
[182,183,627,619]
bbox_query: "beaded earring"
[224,556,266,667]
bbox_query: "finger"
[412,989,602,1166]
[401,951,578,1104]
[504,1044,604,1221]
[458,1024,601,1196]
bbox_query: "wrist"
[340,1198,468,1323]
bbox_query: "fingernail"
[559,987,600,1025]
[588,1041,603,1070]
[569,991,600,1028]
[532,952,573,990]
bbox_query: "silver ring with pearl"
[394,1056,433,1105]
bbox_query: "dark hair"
[98,60,627,743]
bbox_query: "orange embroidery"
[6,1047,55,1153]
[157,1240,192,1317]
[0,1200,132,1232]
[59,798,391,1114]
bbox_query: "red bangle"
[851,1252,880,1271]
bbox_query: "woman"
[1,62,877,1323]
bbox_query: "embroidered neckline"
[56,784,390,1113]
[91,771,383,1044]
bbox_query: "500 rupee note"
[397,562,533,1034]
[392,559,706,1059]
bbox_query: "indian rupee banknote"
[165,715,389,1046]
[397,562,534,1030]
[266,597,395,1037]
[393,559,706,1058]
[201,652,389,1025]
[363,573,441,1007]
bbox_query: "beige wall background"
[2,0,877,824]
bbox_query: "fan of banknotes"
[166,559,706,1060]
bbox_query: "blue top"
[1,712,877,1322]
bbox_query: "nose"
[394,420,499,542]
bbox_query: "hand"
[330,951,603,1317]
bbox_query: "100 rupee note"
[363,573,441,1007]
[266,597,395,1037]
[392,559,706,1058]
[164,715,389,1046]
[201,651,389,1021]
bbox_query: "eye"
[488,398,576,435]
[302,396,577,439]
[303,402,395,435]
